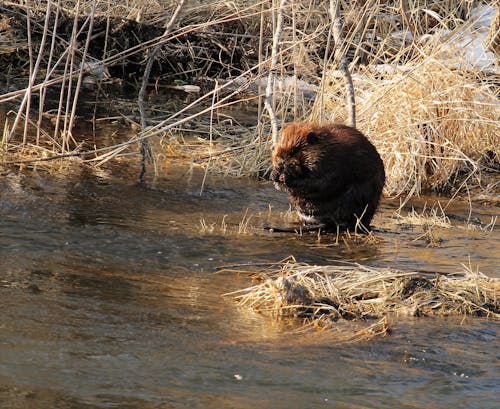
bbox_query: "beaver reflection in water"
[271,122,385,231]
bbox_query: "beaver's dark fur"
[271,122,385,230]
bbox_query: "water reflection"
[0,166,498,409]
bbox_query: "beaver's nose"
[270,164,284,182]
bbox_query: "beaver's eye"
[288,146,299,157]
[306,132,316,144]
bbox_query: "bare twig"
[265,0,288,146]
[329,0,356,128]
[7,0,52,144]
[68,0,96,134]
[137,0,186,183]
[61,1,85,151]
[37,0,60,145]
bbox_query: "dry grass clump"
[392,200,498,232]
[6,1,262,28]
[226,259,499,327]
[394,202,451,229]
[156,1,499,196]
[201,135,272,178]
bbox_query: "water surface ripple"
[0,168,498,409]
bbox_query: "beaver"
[271,122,385,231]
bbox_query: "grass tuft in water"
[224,258,499,333]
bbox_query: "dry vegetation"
[0,1,498,197]
[224,258,499,332]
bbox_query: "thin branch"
[265,0,288,146]
[37,0,60,145]
[7,0,51,144]
[136,0,184,182]
[1,56,278,166]
[68,0,96,134]
[0,2,267,106]
[138,1,186,129]
[329,0,356,128]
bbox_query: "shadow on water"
[0,145,498,408]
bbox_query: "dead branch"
[329,0,356,128]
[137,0,186,183]
[265,0,288,146]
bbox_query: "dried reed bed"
[225,259,499,329]
[155,0,499,197]
[172,53,499,195]
[157,124,272,178]
[1,1,499,198]
[308,1,499,197]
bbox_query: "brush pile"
[227,260,499,326]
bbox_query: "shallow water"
[0,161,498,409]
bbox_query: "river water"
[0,144,498,408]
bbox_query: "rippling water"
[0,164,498,409]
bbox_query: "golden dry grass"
[154,1,499,198]
[1,1,499,199]
[317,58,499,197]
[224,259,499,329]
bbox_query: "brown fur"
[271,122,385,230]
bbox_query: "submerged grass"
[224,258,499,332]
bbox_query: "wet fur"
[271,122,385,231]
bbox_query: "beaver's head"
[271,122,325,190]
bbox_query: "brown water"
[0,154,498,408]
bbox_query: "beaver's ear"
[306,131,316,144]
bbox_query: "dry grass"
[1,1,498,199]
[317,58,499,197]
[224,259,499,330]
[391,199,498,234]
[153,123,271,178]
[199,208,256,235]
[168,0,499,198]
[313,1,499,197]
[395,202,452,229]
